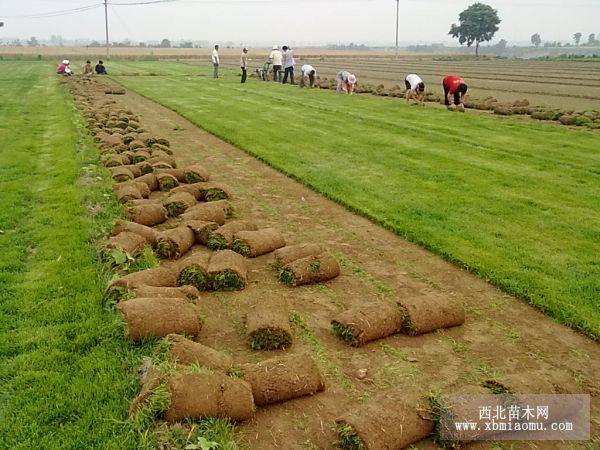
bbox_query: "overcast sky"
[1,0,598,45]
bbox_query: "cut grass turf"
[113,62,600,339]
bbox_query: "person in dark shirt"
[95,60,107,75]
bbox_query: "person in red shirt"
[443,75,468,110]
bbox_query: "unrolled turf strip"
[331,302,404,347]
[166,334,233,370]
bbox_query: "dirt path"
[99,81,597,449]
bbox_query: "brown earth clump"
[184,220,220,245]
[114,219,160,245]
[117,297,202,341]
[156,226,195,259]
[273,243,321,269]
[184,164,210,183]
[238,354,324,406]
[331,302,404,347]
[166,334,233,370]
[156,172,179,191]
[165,372,254,423]
[336,391,433,450]
[133,285,200,300]
[280,253,340,286]
[207,220,258,250]
[177,252,211,291]
[246,301,292,350]
[125,202,168,226]
[398,295,465,335]
[105,231,147,256]
[163,191,197,217]
[180,203,227,225]
[232,228,286,257]
[207,250,248,291]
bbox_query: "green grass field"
[113,62,600,339]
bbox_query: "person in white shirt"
[300,64,316,88]
[405,73,426,103]
[240,47,249,84]
[336,70,357,94]
[282,45,295,84]
[268,45,283,82]
[212,44,220,79]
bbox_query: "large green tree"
[531,33,542,47]
[449,2,501,56]
[573,32,582,45]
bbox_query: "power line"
[2,4,101,19]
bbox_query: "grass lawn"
[0,61,148,448]
[113,62,599,339]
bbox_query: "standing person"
[268,45,283,82]
[282,45,295,84]
[240,47,249,83]
[56,60,72,76]
[336,70,357,94]
[405,73,426,103]
[300,64,316,88]
[95,60,107,75]
[212,44,220,79]
[82,60,93,77]
[443,75,468,110]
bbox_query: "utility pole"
[395,0,399,58]
[104,0,110,59]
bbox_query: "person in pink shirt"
[56,60,72,76]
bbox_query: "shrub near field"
[113,62,600,339]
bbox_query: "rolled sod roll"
[336,392,434,450]
[238,354,324,406]
[202,183,231,202]
[136,173,159,191]
[164,373,254,423]
[210,199,235,218]
[207,250,248,291]
[104,154,130,167]
[108,266,178,299]
[105,231,147,257]
[110,166,134,183]
[114,220,160,245]
[151,161,173,170]
[149,154,177,169]
[114,180,150,199]
[273,243,321,269]
[135,161,154,175]
[157,173,179,192]
[156,226,195,260]
[120,164,143,177]
[117,297,202,341]
[131,149,151,163]
[180,203,227,225]
[207,220,258,250]
[232,228,286,258]
[125,203,168,227]
[156,167,187,183]
[246,302,292,350]
[166,334,233,370]
[170,183,203,200]
[163,192,196,217]
[116,184,142,204]
[331,302,404,347]
[280,253,341,286]
[156,137,170,147]
[184,164,210,183]
[398,296,465,336]
[133,285,199,300]
[151,143,172,155]
[177,253,211,291]
[184,220,220,245]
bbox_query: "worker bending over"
[405,73,425,104]
[56,60,72,76]
[336,70,357,94]
[300,64,316,88]
[443,75,468,111]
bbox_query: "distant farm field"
[111,61,600,338]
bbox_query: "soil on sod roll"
[156,226,195,259]
[170,183,203,200]
[109,166,134,182]
[163,191,197,217]
[184,164,210,183]
[177,252,211,291]
[114,180,151,199]
[116,297,202,341]
[156,172,179,191]
[336,391,434,450]
[202,182,231,201]
[156,167,187,183]
[166,334,233,370]
[280,253,341,286]
[207,220,258,250]
[273,243,322,269]
[238,354,324,406]
[233,228,286,257]
[114,219,160,245]
[134,285,200,300]
[207,250,248,291]
[104,231,147,257]
[149,153,177,169]
[104,154,130,167]
[398,295,465,335]
[180,202,227,225]
[246,302,292,350]
[116,184,142,204]
[331,302,404,347]
[184,220,220,245]
[165,372,254,423]
[136,172,159,191]
[107,266,179,303]
[125,202,168,226]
